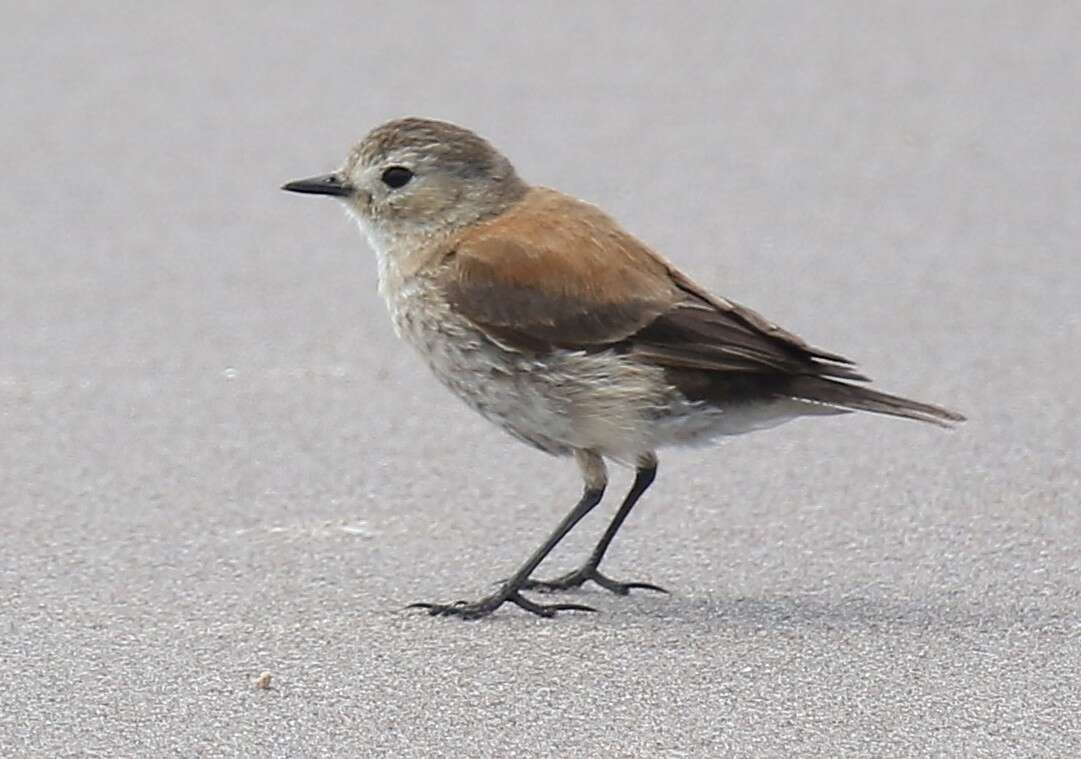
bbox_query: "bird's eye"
[381,166,414,189]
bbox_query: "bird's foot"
[408,586,597,620]
[520,565,668,596]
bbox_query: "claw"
[629,582,669,593]
[521,566,669,596]
[592,576,669,596]
[407,590,597,620]
[513,593,597,617]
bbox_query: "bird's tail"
[785,376,966,428]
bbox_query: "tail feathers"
[785,376,966,428]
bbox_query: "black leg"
[409,484,607,620]
[521,462,667,595]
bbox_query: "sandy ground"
[2,3,1079,757]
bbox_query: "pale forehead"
[349,118,504,171]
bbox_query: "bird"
[282,117,964,620]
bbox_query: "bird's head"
[283,117,528,251]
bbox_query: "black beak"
[281,173,354,197]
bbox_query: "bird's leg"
[521,456,667,595]
[410,451,608,620]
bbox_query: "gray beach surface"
[2,3,1078,757]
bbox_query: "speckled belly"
[385,281,820,462]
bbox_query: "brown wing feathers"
[445,245,671,349]
[444,189,864,380]
[443,189,677,349]
[631,296,870,381]
[439,187,963,425]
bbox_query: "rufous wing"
[439,187,865,381]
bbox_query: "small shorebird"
[283,117,964,619]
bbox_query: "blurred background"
[2,3,1078,757]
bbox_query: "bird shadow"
[604,590,1080,636]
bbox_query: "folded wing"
[440,188,864,382]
